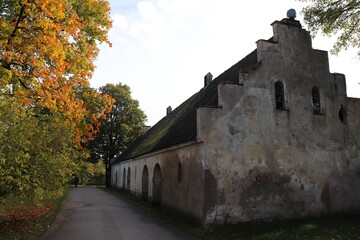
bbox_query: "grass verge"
[0,186,70,240]
[203,217,360,240]
[102,187,360,240]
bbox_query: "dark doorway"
[142,165,149,200]
[153,164,162,206]
[127,167,131,190]
[177,162,182,184]
[122,168,126,189]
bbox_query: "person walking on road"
[74,175,79,188]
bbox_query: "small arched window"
[312,87,322,114]
[177,162,182,184]
[275,81,285,110]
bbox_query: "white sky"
[91,0,360,126]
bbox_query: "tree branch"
[8,4,26,44]
[19,78,31,89]
[1,61,32,89]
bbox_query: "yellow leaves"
[38,0,66,19]
[0,68,13,87]
[0,154,5,165]
[5,176,14,182]
[1,0,112,95]
[0,0,114,200]
[0,97,81,199]
[33,188,45,202]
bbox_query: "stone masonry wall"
[198,20,360,224]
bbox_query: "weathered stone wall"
[111,142,206,223]
[346,98,360,149]
[197,20,360,224]
[111,18,360,226]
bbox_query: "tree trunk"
[105,158,111,188]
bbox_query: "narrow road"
[41,186,199,240]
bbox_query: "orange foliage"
[0,0,113,146]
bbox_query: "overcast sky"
[91,0,360,126]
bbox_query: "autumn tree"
[86,83,147,187]
[0,0,114,200]
[0,0,113,145]
[299,0,360,56]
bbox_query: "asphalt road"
[41,186,199,240]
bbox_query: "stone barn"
[110,14,360,225]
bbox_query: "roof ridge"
[113,49,258,163]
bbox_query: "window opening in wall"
[339,104,347,123]
[275,81,285,110]
[177,162,182,184]
[312,87,322,114]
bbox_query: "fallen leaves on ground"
[0,204,52,240]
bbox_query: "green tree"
[299,0,360,56]
[86,83,147,187]
[0,97,86,200]
[76,159,105,185]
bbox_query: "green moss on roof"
[113,49,258,163]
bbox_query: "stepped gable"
[114,49,258,163]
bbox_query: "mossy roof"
[113,49,258,163]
